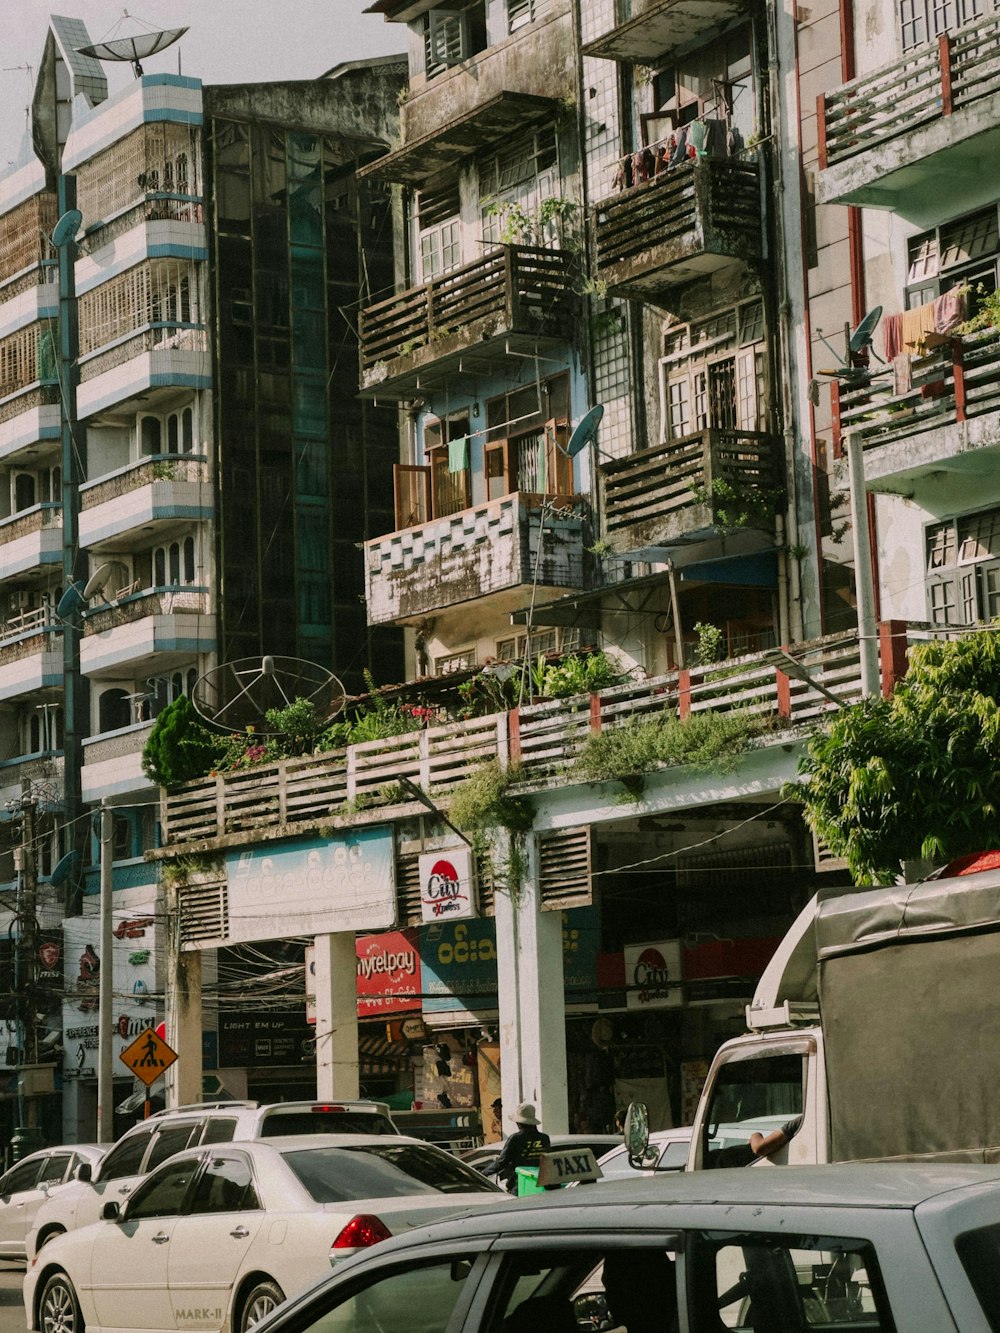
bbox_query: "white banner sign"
[624,939,683,1010]
[418,848,477,923]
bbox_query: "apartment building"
[0,16,404,1142]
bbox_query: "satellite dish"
[84,562,117,601]
[76,26,188,78]
[562,405,605,458]
[192,656,346,735]
[848,305,883,355]
[51,209,83,248]
[50,850,81,888]
[56,582,87,618]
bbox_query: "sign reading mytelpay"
[226,829,395,944]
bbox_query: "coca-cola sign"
[418,848,477,924]
[624,940,683,1010]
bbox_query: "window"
[691,1234,893,1329]
[0,1159,43,1195]
[699,1050,804,1169]
[37,1154,71,1186]
[647,24,755,153]
[424,410,472,519]
[906,205,1000,310]
[479,126,558,246]
[485,373,572,498]
[435,648,477,674]
[658,300,768,441]
[146,1123,201,1171]
[508,0,535,31]
[99,1129,154,1181]
[416,181,461,282]
[189,1154,258,1214]
[292,1257,479,1333]
[423,2,487,78]
[152,537,197,587]
[925,506,1000,626]
[125,1156,198,1221]
[899,0,990,50]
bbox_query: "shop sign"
[227,828,395,945]
[357,930,421,1017]
[563,907,598,1006]
[624,940,683,1010]
[418,848,476,923]
[219,1012,312,1067]
[421,920,498,1014]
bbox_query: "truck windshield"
[701,1052,804,1168]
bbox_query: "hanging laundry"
[653,144,669,175]
[883,312,903,363]
[689,119,707,155]
[705,118,728,158]
[668,125,689,167]
[448,437,468,474]
[934,287,967,334]
[899,299,939,353]
[727,125,745,158]
[892,354,912,396]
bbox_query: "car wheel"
[239,1279,285,1331]
[39,1271,83,1333]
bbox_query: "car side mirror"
[101,1201,121,1221]
[75,1163,93,1183]
[624,1102,650,1167]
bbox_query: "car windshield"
[283,1144,500,1201]
[261,1109,395,1136]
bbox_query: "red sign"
[356,930,421,1018]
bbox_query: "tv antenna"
[192,656,346,736]
[76,12,188,79]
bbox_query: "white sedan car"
[24,1133,505,1333]
[0,1145,107,1261]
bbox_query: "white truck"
[685,855,1000,1170]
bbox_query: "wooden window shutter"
[538,827,592,909]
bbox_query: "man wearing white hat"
[487,1101,551,1193]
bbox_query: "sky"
[1,1,408,168]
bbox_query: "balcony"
[0,503,62,578]
[0,385,61,460]
[81,587,214,679]
[0,611,62,703]
[76,328,211,419]
[600,429,783,552]
[82,721,156,802]
[833,328,1000,496]
[360,246,577,399]
[582,0,751,63]
[818,13,1000,227]
[365,492,590,626]
[594,159,762,299]
[0,192,58,300]
[158,627,895,849]
[79,455,211,550]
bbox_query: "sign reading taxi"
[120,1026,178,1086]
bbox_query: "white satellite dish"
[51,209,83,248]
[76,25,188,78]
[84,562,117,600]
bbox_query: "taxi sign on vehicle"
[537,1148,602,1188]
[120,1026,178,1086]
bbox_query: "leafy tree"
[142,695,220,788]
[795,628,1000,883]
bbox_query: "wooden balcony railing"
[833,328,1000,454]
[819,11,1000,168]
[601,429,782,546]
[360,245,576,385]
[594,158,762,289]
[160,626,909,847]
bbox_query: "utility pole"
[97,801,114,1142]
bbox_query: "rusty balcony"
[593,159,763,300]
[364,492,590,627]
[600,429,783,552]
[359,246,578,399]
[818,12,1000,227]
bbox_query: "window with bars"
[658,300,767,441]
[485,373,572,499]
[926,507,1000,626]
[78,260,202,356]
[906,205,1000,308]
[425,410,472,520]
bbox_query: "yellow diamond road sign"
[120,1027,178,1087]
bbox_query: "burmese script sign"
[226,829,395,944]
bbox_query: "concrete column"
[164,895,202,1107]
[313,933,359,1100]
[494,832,568,1133]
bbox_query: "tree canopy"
[795,628,1000,883]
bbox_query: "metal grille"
[178,880,229,946]
[77,260,201,356]
[0,193,58,288]
[539,827,592,909]
[75,122,202,226]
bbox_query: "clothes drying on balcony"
[882,290,967,360]
[448,436,469,473]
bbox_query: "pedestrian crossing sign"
[120,1027,178,1086]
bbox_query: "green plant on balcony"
[693,621,724,667]
[142,695,222,788]
[449,760,534,897]
[956,283,1000,336]
[690,477,783,532]
[322,671,429,747]
[573,709,775,803]
[483,195,580,248]
[533,649,626,698]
